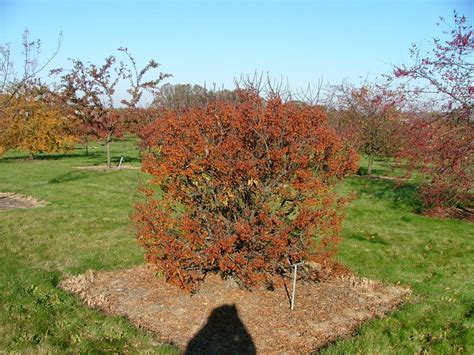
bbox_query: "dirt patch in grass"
[74,165,141,171]
[362,174,410,183]
[0,192,46,211]
[61,265,410,353]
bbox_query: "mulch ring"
[0,192,46,211]
[74,165,141,171]
[61,265,410,353]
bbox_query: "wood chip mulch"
[61,265,410,353]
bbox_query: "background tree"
[393,11,473,215]
[0,30,62,156]
[0,30,61,106]
[55,48,170,168]
[0,84,76,158]
[134,91,358,292]
[55,56,122,164]
[152,83,238,111]
[331,83,405,175]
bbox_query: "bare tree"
[234,71,327,106]
[0,29,62,107]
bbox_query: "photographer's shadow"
[185,304,256,354]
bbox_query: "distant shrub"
[134,91,358,292]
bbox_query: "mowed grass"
[326,161,473,353]
[0,138,178,353]
[0,141,472,353]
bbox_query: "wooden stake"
[291,261,304,310]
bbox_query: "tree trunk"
[367,154,374,175]
[106,141,111,169]
[28,152,34,160]
[85,140,89,156]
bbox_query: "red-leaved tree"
[393,11,473,215]
[330,83,406,175]
[54,48,170,167]
[134,91,358,292]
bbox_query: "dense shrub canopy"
[135,91,358,291]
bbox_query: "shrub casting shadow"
[48,170,108,184]
[0,150,100,162]
[0,150,141,164]
[185,304,256,355]
[349,176,423,212]
[346,231,389,245]
[34,151,97,160]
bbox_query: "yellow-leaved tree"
[1,30,69,158]
[0,85,76,158]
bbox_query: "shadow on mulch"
[185,304,256,354]
[61,266,410,353]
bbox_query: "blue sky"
[1,0,472,92]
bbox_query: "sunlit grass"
[0,141,472,353]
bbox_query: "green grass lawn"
[0,140,472,353]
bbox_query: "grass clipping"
[61,266,410,353]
